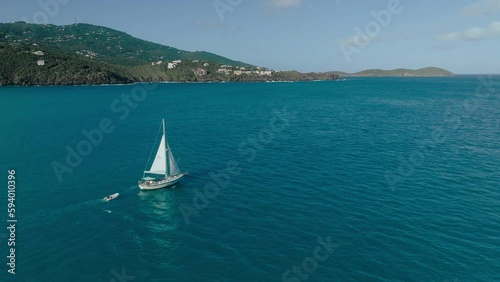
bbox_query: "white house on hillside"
[194,68,207,76]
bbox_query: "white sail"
[145,135,167,175]
[168,148,181,176]
[139,119,189,190]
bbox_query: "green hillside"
[0,22,249,67]
[0,43,134,86]
[0,40,339,86]
[0,22,344,86]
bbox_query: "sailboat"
[138,119,188,190]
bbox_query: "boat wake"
[25,198,103,227]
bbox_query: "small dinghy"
[103,193,119,202]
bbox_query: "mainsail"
[145,135,167,175]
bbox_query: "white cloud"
[461,0,500,16]
[436,21,500,41]
[267,0,302,8]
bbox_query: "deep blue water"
[0,77,499,281]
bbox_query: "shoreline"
[0,78,343,88]
[0,75,476,88]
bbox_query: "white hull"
[139,173,188,190]
[103,193,119,201]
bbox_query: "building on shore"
[194,68,207,76]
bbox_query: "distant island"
[0,22,452,86]
[332,67,454,77]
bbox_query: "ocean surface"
[0,77,499,281]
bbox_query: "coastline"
[0,75,464,87]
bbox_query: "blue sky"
[2,0,500,73]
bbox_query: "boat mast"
[163,119,170,178]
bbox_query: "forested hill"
[0,22,343,86]
[0,22,248,67]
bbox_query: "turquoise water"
[0,77,499,281]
